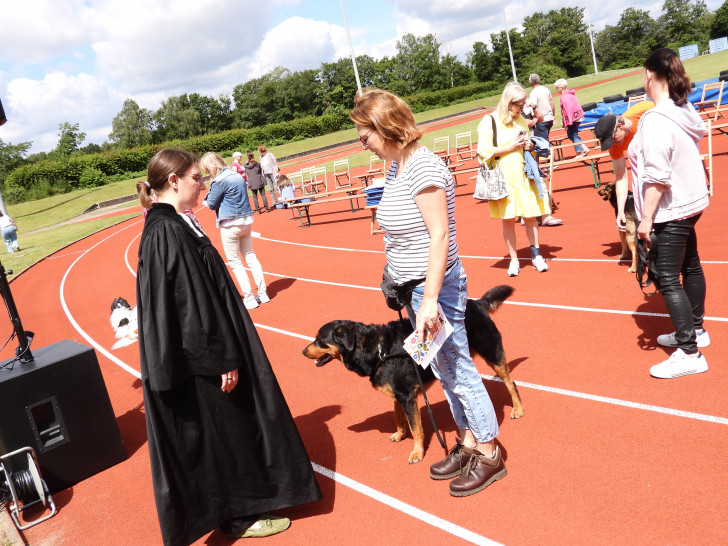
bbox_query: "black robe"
[136,204,321,546]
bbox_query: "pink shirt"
[559,89,584,127]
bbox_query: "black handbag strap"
[478,115,498,169]
[491,114,498,147]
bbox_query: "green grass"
[3,212,140,278]
[10,177,141,233]
[5,50,727,276]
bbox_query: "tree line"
[1,0,726,193]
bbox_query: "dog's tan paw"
[408,449,424,464]
[510,407,525,419]
[619,253,630,260]
[389,431,406,443]
[627,267,636,273]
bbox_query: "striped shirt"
[376,146,458,283]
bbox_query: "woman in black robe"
[135,149,321,545]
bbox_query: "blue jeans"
[534,120,553,141]
[566,121,584,153]
[2,226,18,252]
[651,213,706,354]
[406,261,499,443]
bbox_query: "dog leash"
[387,309,448,453]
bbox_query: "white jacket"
[628,99,709,223]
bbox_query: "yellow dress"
[476,113,550,219]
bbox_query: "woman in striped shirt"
[350,89,505,498]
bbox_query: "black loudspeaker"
[0,98,6,126]
[0,340,127,493]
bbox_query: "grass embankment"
[5,51,726,276]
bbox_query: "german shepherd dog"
[302,285,522,464]
[598,180,638,273]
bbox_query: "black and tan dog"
[598,180,638,273]
[302,285,522,464]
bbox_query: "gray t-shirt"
[529,85,554,122]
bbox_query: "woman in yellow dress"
[477,83,551,276]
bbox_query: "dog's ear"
[333,324,358,353]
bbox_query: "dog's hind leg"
[488,357,524,419]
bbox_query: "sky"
[0,0,723,153]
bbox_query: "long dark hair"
[136,149,197,210]
[644,48,691,106]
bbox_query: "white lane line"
[59,222,142,379]
[254,236,728,265]
[312,463,500,546]
[60,230,496,545]
[119,225,728,322]
[63,230,728,423]
[60,223,725,546]
[252,271,728,323]
[481,376,728,426]
[503,300,728,322]
[259,326,728,425]
[125,231,143,277]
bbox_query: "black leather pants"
[652,213,706,354]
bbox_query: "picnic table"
[366,205,385,235]
[283,187,365,228]
[355,169,384,186]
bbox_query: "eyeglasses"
[359,130,374,147]
[177,172,203,184]
[613,118,622,138]
[511,100,526,110]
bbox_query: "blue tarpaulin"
[580,77,725,128]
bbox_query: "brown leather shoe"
[449,445,506,497]
[429,438,466,480]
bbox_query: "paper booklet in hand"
[403,304,453,368]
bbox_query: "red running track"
[2,127,728,546]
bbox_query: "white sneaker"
[244,297,259,310]
[507,259,520,277]
[258,293,270,304]
[657,329,710,348]
[650,348,708,378]
[532,255,548,272]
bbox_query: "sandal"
[540,216,563,227]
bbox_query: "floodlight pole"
[339,0,362,93]
[500,0,518,83]
[584,0,599,75]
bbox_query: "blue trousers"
[566,121,585,153]
[534,120,553,141]
[406,261,499,443]
[2,226,18,252]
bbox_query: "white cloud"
[3,72,124,152]
[1,0,725,154]
[89,0,268,94]
[0,0,97,63]
[248,16,343,77]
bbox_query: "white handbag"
[473,115,509,201]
